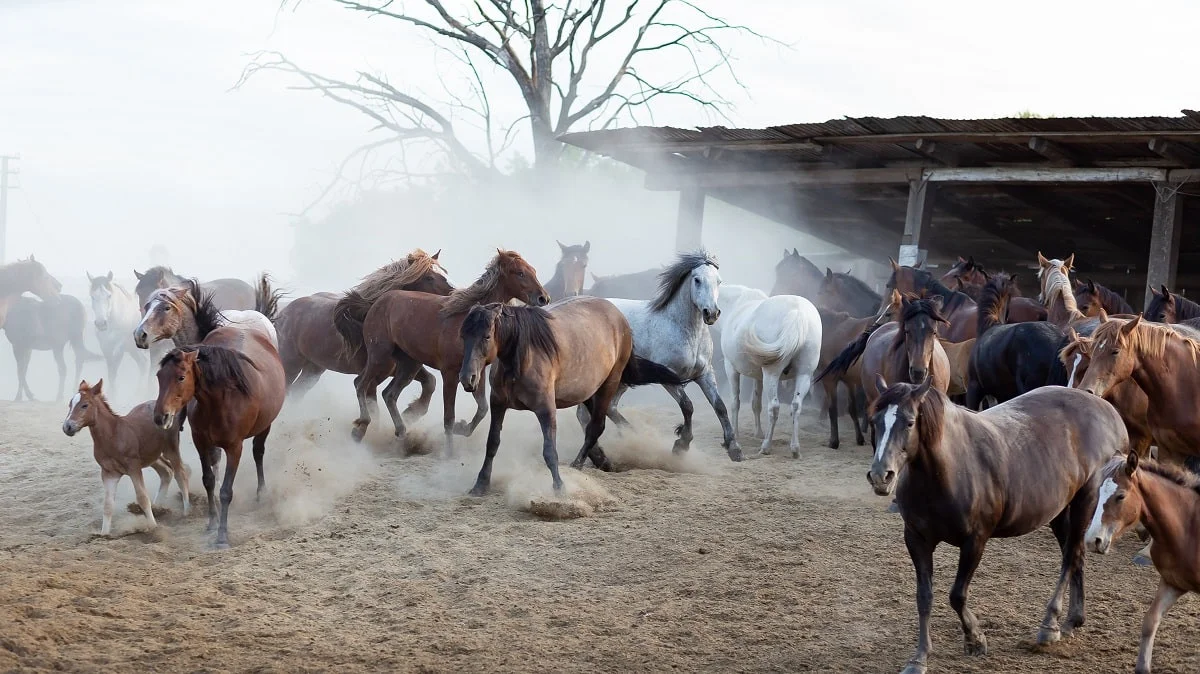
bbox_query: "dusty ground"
[0,380,1197,674]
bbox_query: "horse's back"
[219,309,278,347]
[981,386,1127,470]
[546,296,631,402]
[206,326,286,420]
[203,278,256,311]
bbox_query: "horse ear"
[1120,314,1142,336]
[792,248,799,256]
[1066,327,1079,343]
[1125,451,1140,476]
[875,374,889,395]
[1098,308,1110,323]
[889,257,899,271]
[1085,279,1095,293]
[78,379,89,392]
[583,241,590,253]
[1037,251,1049,268]
[92,379,104,394]
[29,254,35,262]
[967,255,976,266]
[846,267,853,276]
[957,255,966,264]
[134,269,144,280]
[1149,284,1161,297]
[557,240,567,253]
[825,267,833,279]
[1064,254,1075,271]
[1161,284,1171,299]
[1009,273,1019,288]
[86,271,94,282]
[106,271,113,282]
[432,249,441,260]
[915,375,933,399]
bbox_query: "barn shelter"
[559,113,1200,307]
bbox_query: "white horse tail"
[739,309,806,369]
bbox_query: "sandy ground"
[0,373,1198,674]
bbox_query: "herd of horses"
[2,240,1198,672]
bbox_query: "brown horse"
[62,379,188,535]
[133,275,281,349]
[133,266,255,311]
[940,256,989,289]
[1059,329,1153,457]
[868,378,1126,674]
[348,250,549,450]
[277,250,452,408]
[543,241,589,301]
[152,324,286,548]
[1087,453,1200,674]
[1075,279,1134,317]
[885,262,977,341]
[816,268,882,318]
[942,256,1047,323]
[458,296,639,494]
[770,248,824,298]
[815,308,880,449]
[0,256,62,326]
[1144,284,1200,324]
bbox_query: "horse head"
[867,375,935,496]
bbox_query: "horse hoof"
[350,424,367,443]
[468,485,488,497]
[887,501,900,514]
[964,634,988,655]
[1036,626,1060,646]
[569,460,585,470]
[828,439,840,450]
[900,662,927,674]
[790,448,800,459]
[452,421,473,436]
[727,449,744,462]
[1133,553,1154,567]
[758,445,772,456]
[855,436,865,446]
[211,541,231,551]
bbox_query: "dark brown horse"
[1145,284,1200,324]
[152,322,285,548]
[133,266,255,311]
[4,295,102,401]
[543,241,589,301]
[1087,453,1200,674]
[458,296,641,494]
[940,255,989,289]
[941,256,1047,323]
[1075,279,1134,317]
[868,378,1126,674]
[347,250,549,450]
[885,262,977,342]
[770,248,824,298]
[815,307,880,449]
[0,256,62,327]
[816,267,882,318]
[276,250,452,408]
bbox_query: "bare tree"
[237,0,770,187]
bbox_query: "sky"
[3,0,1200,287]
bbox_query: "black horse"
[3,295,102,401]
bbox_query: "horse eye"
[1111,349,1119,356]
[177,375,186,382]
[1115,493,1126,502]
[80,403,88,409]
[906,420,914,428]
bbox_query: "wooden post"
[676,188,705,252]
[899,178,936,266]
[1145,182,1184,309]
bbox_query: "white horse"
[588,250,742,460]
[718,284,822,457]
[87,271,150,393]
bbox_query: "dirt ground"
[0,380,1197,673]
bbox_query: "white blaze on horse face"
[874,405,899,462]
[1086,477,1119,551]
[1068,353,1083,388]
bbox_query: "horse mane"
[1174,293,1200,320]
[352,250,445,302]
[183,281,225,339]
[976,273,1013,335]
[86,389,117,418]
[896,267,973,314]
[649,249,719,312]
[1094,318,1200,364]
[161,345,253,395]
[441,251,523,317]
[463,304,558,381]
[1038,261,1084,324]
[830,271,882,303]
[890,296,949,354]
[1129,457,1200,496]
[872,383,947,451]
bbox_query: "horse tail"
[621,356,683,387]
[253,273,284,323]
[814,322,881,383]
[333,290,371,358]
[739,308,807,369]
[67,297,104,362]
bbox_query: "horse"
[133,266,256,311]
[88,272,150,393]
[0,256,62,326]
[770,248,824,298]
[884,262,977,342]
[816,293,951,413]
[277,250,452,407]
[868,378,1127,674]
[584,267,662,300]
[1036,252,1091,329]
[600,251,741,460]
[717,284,822,457]
[1075,279,1134,317]
[815,308,879,449]
[133,275,281,349]
[152,323,286,548]
[3,294,102,401]
[1059,329,1153,457]
[543,241,589,301]
[816,267,881,318]
[62,379,188,535]
[1144,284,1200,323]
[940,256,989,289]
[347,250,549,451]
[458,297,647,494]
[1087,452,1200,674]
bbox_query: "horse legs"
[252,427,270,502]
[215,442,243,549]
[849,383,867,446]
[724,358,741,439]
[788,373,813,458]
[1043,484,1096,641]
[602,385,633,428]
[469,398,507,496]
[351,346,394,442]
[13,345,33,401]
[53,346,68,401]
[401,367,438,422]
[127,468,158,531]
[289,366,325,404]
[454,374,489,437]
[162,437,190,516]
[148,459,174,504]
[535,406,563,491]
[198,443,219,532]
[571,398,611,471]
[759,370,783,454]
[662,383,694,453]
[752,378,764,439]
[382,358,423,438]
[100,471,120,536]
[1136,581,1185,674]
[440,369,461,455]
[950,536,989,656]
[695,367,742,460]
[902,526,935,674]
[824,379,840,449]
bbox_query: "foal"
[1087,452,1200,674]
[62,379,188,535]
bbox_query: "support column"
[1145,181,1184,309]
[899,177,936,267]
[675,188,705,252]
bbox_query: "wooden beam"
[993,186,1132,253]
[645,168,916,190]
[1028,136,1085,165]
[1148,138,1200,166]
[900,179,936,266]
[912,139,959,166]
[1145,182,1184,309]
[675,189,705,253]
[811,130,1200,146]
[924,167,1170,183]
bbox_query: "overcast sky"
[3,0,1199,284]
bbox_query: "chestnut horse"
[1075,279,1134,317]
[347,250,549,451]
[1058,328,1152,459]
[458,296,642,494]
[543,241,589,301]
[278,250,452,406]
[152,324,285,548]
[869,378,1126,674]
[1087,453,1200,674]
[940,255,1047,323]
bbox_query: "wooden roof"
[559,113,1200,295]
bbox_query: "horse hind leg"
[252,427,270,502]
[148,459,174,505]
[950,536,989,656]
[788,372,813,458]
[752,377,764,439]
[215,442,244,549]
[824,379,840,449]
[849,383,867,446]
[1055,484,1099,638]
[13,346,33,401]
[352,349,392,443]
[127,468,157,531]
[759,370,783,455]
[663,383,694,453]
[455,374,490,437]
[401,367,438,423]
[382,358,423,439]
